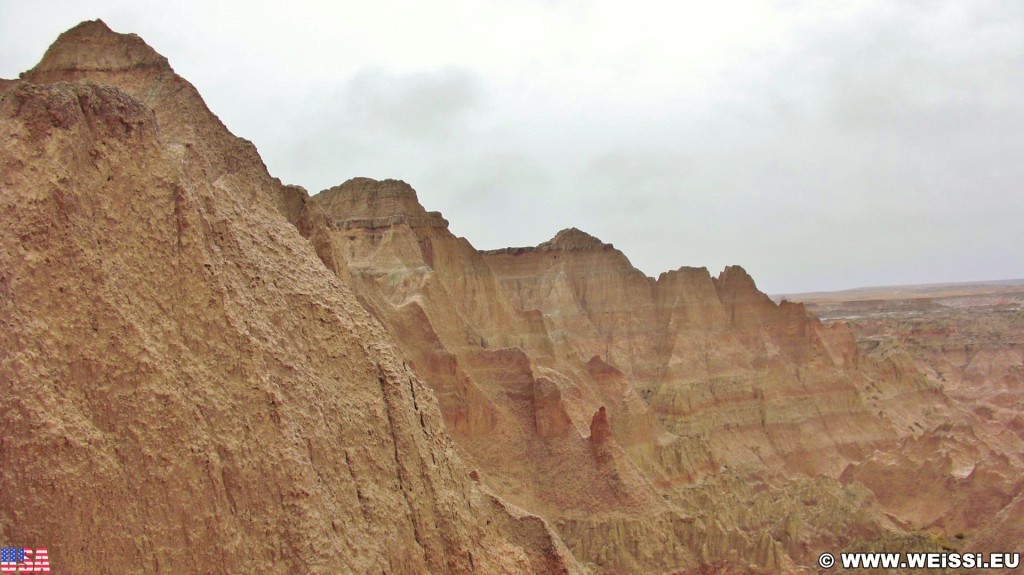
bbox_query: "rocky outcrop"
[304,180,664,526]
[300,177,945,572]
[588,406,612,445]
[841,422,1023,538]
[802,287,1024,555]
[483,231,905,478]
[6,19,1018,575]
[0,21,582,575]
[314,177,449,230]
[19,19,307,227]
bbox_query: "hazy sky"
[2,0,1022,293]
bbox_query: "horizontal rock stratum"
[2,20,1021,575]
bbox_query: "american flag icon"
[0,547,49,573]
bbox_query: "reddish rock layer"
[302,177,943,573]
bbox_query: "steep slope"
[6,19,1018,575]
[306,179,663,519]
[18,19,310,226]
[0,22,581,575]
[301,178,945,573]
[798,288,1024,554]
[483,231,916,477]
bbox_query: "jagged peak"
[481,227,614,256]
[538,228,611,251]
[24,20,172,78]
[320,177,418,197]
[658,266,712,282]
[310,177,448,230]
[314,178,424,212]
[713,265,781,319]
[715,265,757,290]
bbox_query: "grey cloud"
[245,66,484,193]
[4,1,1022,293]
[344,67,482,138]
[415,152,561,247]
[820,6,1024,134]
[581,148,692,215]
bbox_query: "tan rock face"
[802,286,1024,555]
[306,181,664,524]
[6,19,1020,575]
[483,233,901,478]
[299,176,960,572]
[0,21,581,575]
[20,19,310,228]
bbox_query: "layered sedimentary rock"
[300,179,950,573]
[798,287,1024,556]
[483,231,910,478]
[6,19,1020,575]
[0,21,581,575]
[306,180,663,522]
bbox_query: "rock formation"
[297,177,960,572]
[799,285,1024,558]
[0,21,581,575]
[3,19,1020,575]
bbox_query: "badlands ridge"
[1,20,1021,574]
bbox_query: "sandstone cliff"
[803,288,1024,558]
[483,233,904,478]
[0,21,581,575]
[4,19,1019,575]
[299,177,951,573]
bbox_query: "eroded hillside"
[2,20,1021,575]
[0,21,581,575]
[297,177,1020,573]
[797,285,1024,558]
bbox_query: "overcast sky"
[2,0,1022,293]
